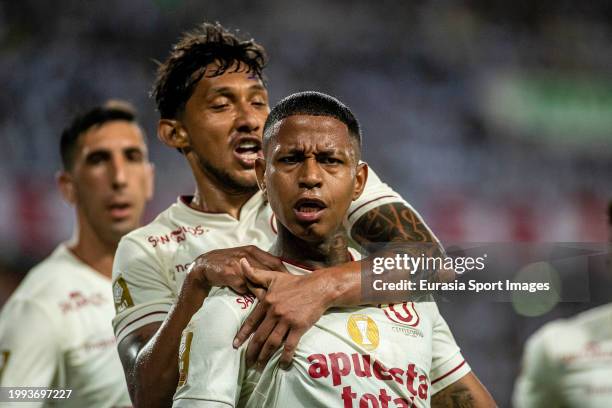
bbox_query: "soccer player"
[113,23,448,407]
[512,201,612,407]
[0,101,154,407]
[173,91,495,408]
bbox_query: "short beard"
[199,158,259,195]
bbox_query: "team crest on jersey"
[178,331,193,387]
[347,314,380,351]
[0,350,10,382]
[113,277,134,313]
[379,302,420,327]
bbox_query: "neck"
[69,217,117,280]
[272,226,350,269]
[188,156,257,219]
[190,184,255,219]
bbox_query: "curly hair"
[152,22,267,119]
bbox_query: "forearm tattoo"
[431,382,476,408]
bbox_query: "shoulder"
[6,245,85,304]
[191,287,257,327]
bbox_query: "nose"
[111,155,128,190]
[234,101,262,134]
[298,157,323,190]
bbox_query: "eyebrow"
[209,84,267,95]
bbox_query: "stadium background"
[0,0,610,405]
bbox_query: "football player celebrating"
[0,101,154,407]
[113,23,448,407]
[172,91,495,408]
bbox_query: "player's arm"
[0,298,60,406]
[116,241,285,408]
[431,373,496,408]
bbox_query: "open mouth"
[108,202,132,219]
[233,138,262,167]
[293,198,327,222]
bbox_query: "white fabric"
[513,303,612,408]
[173,250,470,408]
[0,244,131,408]
[112,167,410,343]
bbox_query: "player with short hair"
[173,91,495,408]
[512,201,612,408]
[113,22,448,407]
[0,101,154,407]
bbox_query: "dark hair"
[60,100,138,170]
[152,22,267,119]
[263,91,362,153]
[608,200,612,226]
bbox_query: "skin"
[245,115,495,406]
[58,120,153,277]
[119,64,459,407]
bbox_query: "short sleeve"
[429,303,471,394]
[512,327,560,408]
[172,293,250,408]
[346,165,441,246]
[112,235,174,344]
[0,298,61,393]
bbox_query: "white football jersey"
[0,244,131,408]
[173,252,470,408]
[112,168,429,344]
[513,303,612,408]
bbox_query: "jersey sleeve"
[111,234,174,344]
[346,165,441,245]
[429,302,471,395]
[512,326,561,408]
[172,292,251,408]
[0,298,61,393]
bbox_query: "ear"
[255,158,267,197]
[158,119,190,151]
[57,170,76,205]
[352,162,368,201]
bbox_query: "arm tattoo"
[351,202,434,247]
[431,382,476,408]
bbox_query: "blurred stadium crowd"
[0,0,610,405]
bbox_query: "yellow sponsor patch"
[113,277,134,313]
[347,314,379,351]
[0,350,10,382]
[178,331,193,387]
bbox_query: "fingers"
[244,246,289,272]
[246,280,266,301]
[255,321,289,370]
[245,311,278,368]
[241,259,275,288]
[233,301,266,348]
[279,328,304,370]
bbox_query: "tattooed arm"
[432,373,496,408]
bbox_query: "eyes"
[85,148,145,166]
[209,95,268,111]
[278,154,344,165]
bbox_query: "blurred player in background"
[0,101,154,407]
[513,201,612,407]
[112,22,446,407]
[173,91,495,408]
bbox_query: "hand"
[187,246,287,294]
[233,259,334,370]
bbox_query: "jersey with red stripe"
[111,167,429,344]
[173,251,470,408]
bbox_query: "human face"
[61,121,153,246]
[258,115,367,242]
[181,65,269,192]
